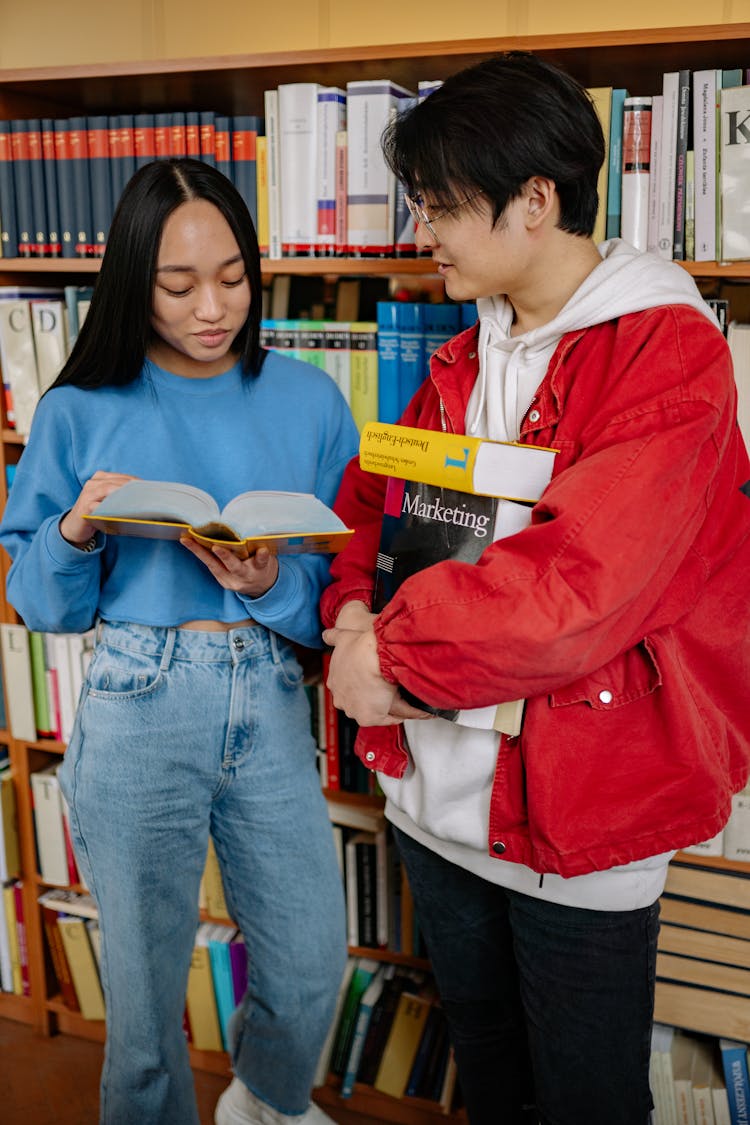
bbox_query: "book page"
[219,490,347,539]
[91,480,218,527]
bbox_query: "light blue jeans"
[58,621,347,1125]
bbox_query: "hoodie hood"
[468,239,719,440]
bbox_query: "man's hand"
[323,610,430,727]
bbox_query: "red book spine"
[322,654,340,791]
[13,882,30,996]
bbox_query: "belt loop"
[159,627,177,672]
[94,617,104,646]
[268,629,281,666]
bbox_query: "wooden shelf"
[0,255,749,279]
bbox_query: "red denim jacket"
[321,305,750,876]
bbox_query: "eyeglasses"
[403,190,484,241]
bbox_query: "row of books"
[0,622,95,746]
[592,70,750,261]
[314,955,459,1107]
[650,1023,750,1125]
[37,885,248,1048]
[0,284,91,439]
[0,878,27,996]
[0,113,263,259]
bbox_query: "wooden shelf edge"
[673,851,750,874]
[0,990,35,1024]
[1,257,749,279]
[315,1077,461,1124]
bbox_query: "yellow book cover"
[56,914,105,1020]
[201,837,231,921]
[588,86,612,246]
[2,883,22,994]
[84,482,353,559]
[256,135,269,257]
[374,992,432,1098]
[348,322,378,433]
[185,923,223,1051]
[360,422,556,504]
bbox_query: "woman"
[0,158,357,1125]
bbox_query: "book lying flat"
[359,422,556,503]
[84,481,353,559]
[373,477,532,736]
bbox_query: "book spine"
[26,120,47,257]
[68,117,93,257]
[693,70,718,262]
[199,110,216,166]
[10,121,33,256]
[620,97,652,252]
[133,113,156,168]
[672,70,691,260]
[646,94,664,255]
[87,115,111,257]
[316,88,346,256]
[396,302,425,416]
[335,129,348,255]
[170,112,187,159]
[606,88,628,239]
[41,119,61,256]
[214,116,232,182]
[154,112,171,159]
[376,301,401,424]
[264,90,282,259]
[278,83,319,256]
[657,72,679,260]
[255,135,269,255]
[230,116,261,229]
[0,121,20,259]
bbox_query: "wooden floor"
[0,1018,384,1125]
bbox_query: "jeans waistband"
[95,619,275,664]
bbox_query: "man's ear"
[524,176,557,228]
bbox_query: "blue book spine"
[170,112,187,159]
[214,116,232,182]
[421,302,460,375]
[606,88,628,239]
[396,302,425,416]
[27,120,47,257]
[199,111,216,166]
[87,116,111,256]
[10,120,34,256]
[154,112,172,158]
[41,120,60,256]
[376,301,401,423]
[68,117,93,256]
[133,113,156,168]
[207,936,236,1051]
[720,1039,750,1125]
[231,115,263,227]
[0,121,19,259]
[53,119,76,259]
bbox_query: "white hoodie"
[381,241,719,911]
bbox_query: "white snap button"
[528,409,541,423]
[365,751,375,762]
[598,690,613,704]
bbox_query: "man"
[321,52,750,1125]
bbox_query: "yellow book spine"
[2,884,22,994]
[185,941,223,1051]
[360,421,483,490]
[256,136,269,256]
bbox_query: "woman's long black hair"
[51,157,266,390]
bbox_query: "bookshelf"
[0,21,748,1123]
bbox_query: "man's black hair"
[382,51,606,237]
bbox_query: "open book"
[84,481,353,558]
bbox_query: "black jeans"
[394,827,658,1125]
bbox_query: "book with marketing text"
[84,481,353,558]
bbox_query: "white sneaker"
[214,1078,337,1125]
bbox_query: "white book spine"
[316,87,346,253]
[0,623,36,742]
[621,96,653,251]
[278,83,319,256]
[657,72,680,260]
[30,766,69,886]
[346,80,414,254]
[647,95,664,254]
[693,70,719,261]
[722,783,750,861]
[719,84,750,261]
[0,300,41,440]
[263,89,282,260]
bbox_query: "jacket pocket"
[549,638,661,711]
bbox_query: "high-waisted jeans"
[394,826,658,1125]
[59,621,347,1125]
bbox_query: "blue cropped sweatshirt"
[0,353,359,650]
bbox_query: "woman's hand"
[180,538,279,598]
[59,470,139,547]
